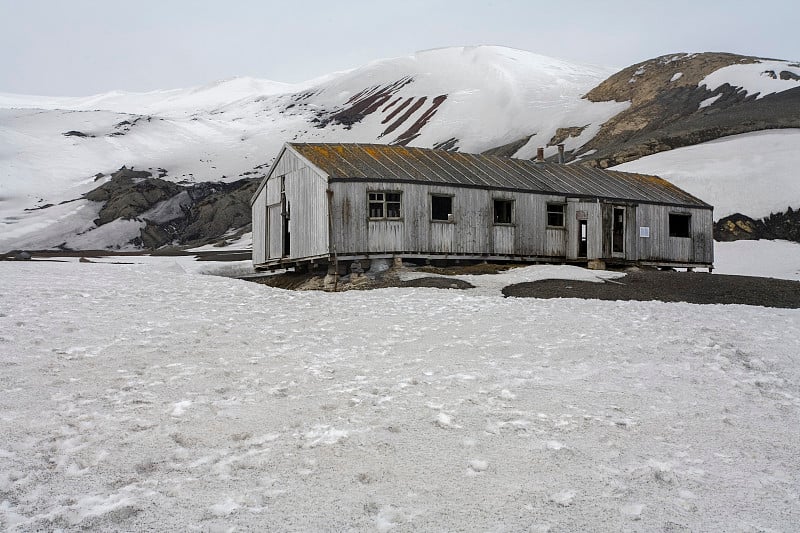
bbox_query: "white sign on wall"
[639,226,650,238]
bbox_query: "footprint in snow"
[620,503,644,519]
[434,412,459,428]
[499,389,516,400]
[170,400,192,417]
[550,490,576,507]
[208,497,239,517]
[466,459,488,476]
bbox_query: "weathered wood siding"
[330,181,568,257]
[260,148,329,261]
[565,200,602,260]
[251,190,267,264]
[544,228,566,257]
[635,205,714,264]
[268,204,282,259]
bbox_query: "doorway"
[281,176,290,257]
[578,219,588,258]
[612,207,625,254]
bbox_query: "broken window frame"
[547,203,565,228]
[368,191,402,220]
[669,212,691,238]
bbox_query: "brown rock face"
[578,52,800,167]
[713,213,764,241]
[584,52,754,106]
[548,126,588,147]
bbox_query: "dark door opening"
[282,202,290,257]
[281,176,290,257]
[612,207,625,254]
[578,219,588,258]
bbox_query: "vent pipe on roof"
[557,144,565,164]
[536,147,545,162]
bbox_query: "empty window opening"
[669,213,691,237]
[494,199,514,224]
[547,203,565,227]
[368,191,402,219]
[431,195,453,221]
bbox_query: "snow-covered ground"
[615,129,800,218]
[1,259,799,531]
[714,239,800,281]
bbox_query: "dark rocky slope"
[493,52,800,167]
[714,209,800,242]
[579,52,800,167]
[83,167,258,249]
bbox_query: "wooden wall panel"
[635,204,713,264]
[251,190,267,264]
[268,204,282,259]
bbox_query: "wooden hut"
[251,143,713,271]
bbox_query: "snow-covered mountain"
[1,46,625,251]
[1,46,799,252]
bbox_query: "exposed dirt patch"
[400,277,474,289]
[250,272,329,291]
[432,137,459,151]
[322,77,414,129]
[502,270,800,309]
[381,97,427,137]
[393,94,448,146]
[548,126,588,147]
[247,263,509,291]
[481,135,534,158]
[415,263,526,276]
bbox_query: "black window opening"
[669,213,691,237]
[547,203,565,227]
[494,199,514,224]
[431,195,453,221]
[368,191,401,220]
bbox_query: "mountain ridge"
[1,46,798,252]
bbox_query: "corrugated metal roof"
[289,143,711,209]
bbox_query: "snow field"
[616,129,800,218]
[714,239,800,281]
[700,60,800,100]
[1,261,799,531]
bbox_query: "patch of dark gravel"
[400,277,475,289]
[502,270,800,309]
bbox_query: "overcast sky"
[1,0,798,96]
